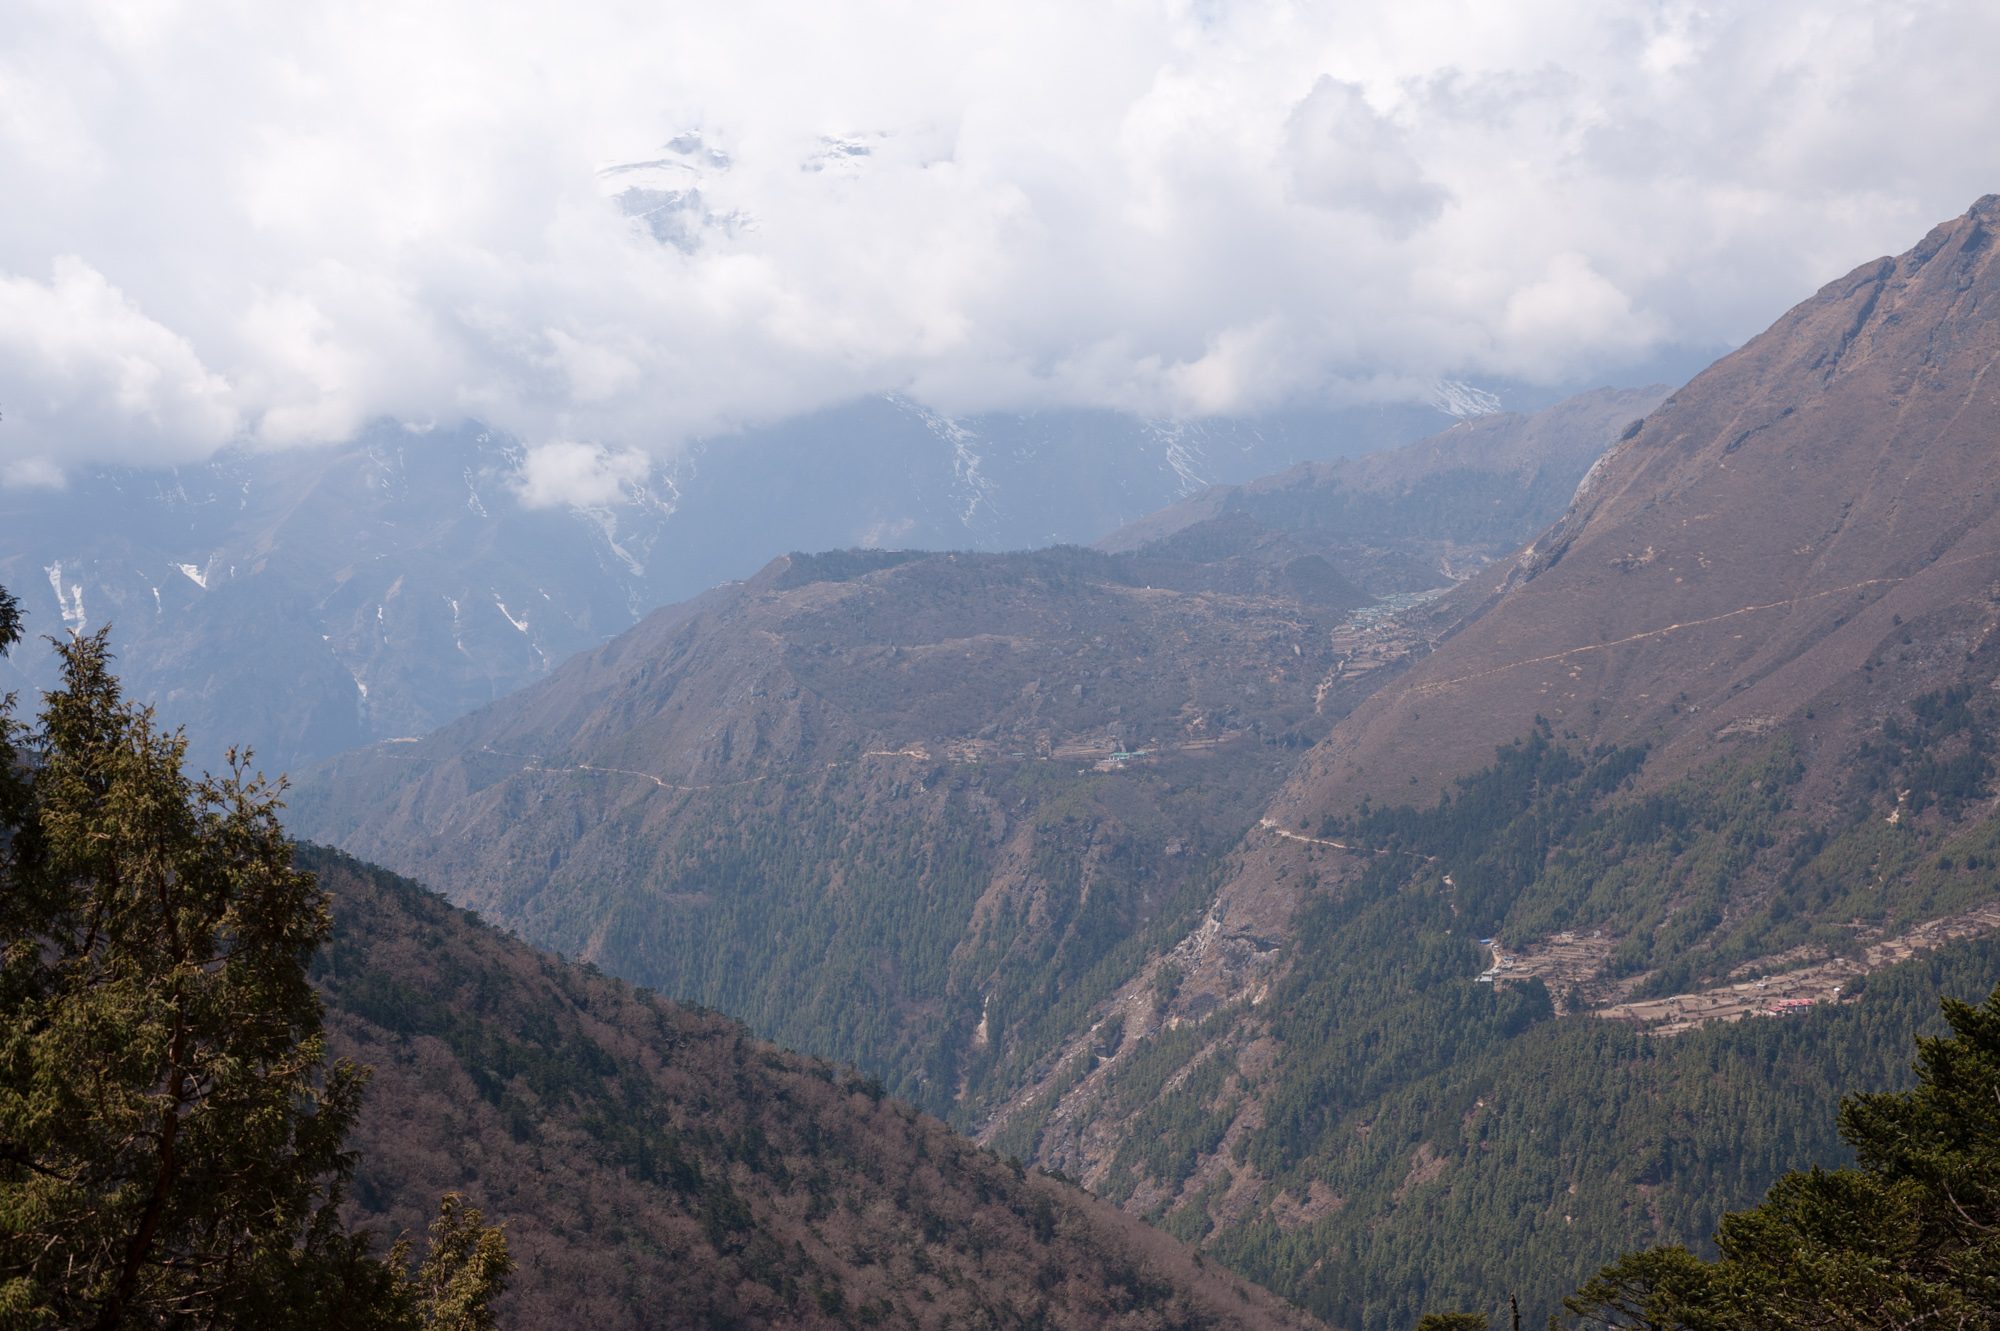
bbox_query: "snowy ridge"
[1429,380,1504,419]
[598,133,748,252]
[803,133,887,177]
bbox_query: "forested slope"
[290,543,1371,1121]
[991,720,2000,1327]
[312,846,1324,1331]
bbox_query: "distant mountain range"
[1100,384,1667,593]
[1,392,1499,773]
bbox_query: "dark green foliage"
[0,630,384,1327]
[1566,983,2000,1329]
[529,757,1243,1127]
[1212,935,2000,1331]
[1129,714,2000,1330]
[0,613,506,1330]
[1855,683,1995,819]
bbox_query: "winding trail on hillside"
[1256,818,1361,852]
[1408,551,1995,699]
[469,743,941,795]
[1255,817,1439,863]
[455,735,1232,797]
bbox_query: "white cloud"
[1,0,1997,480]
[511,440,654,510]
[1286,78,1449,232]
[1496,252,1667,380]
[0,257,238,466]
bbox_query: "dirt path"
[1256,817,1363,852]
[479,745,780,793]
[1409,551,1993,700]
[463,729,1241,798]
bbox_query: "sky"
[2,0,1997,500]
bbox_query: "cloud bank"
[2,0,1997,492]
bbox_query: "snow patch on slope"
[1429,380,1504,419]
[900,398,998,525]
[493,596,530,634]
[1145,421,1211,496]
[577,507,648,578]
[44,562,86,633]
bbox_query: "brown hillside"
[1273,195,2000,824]
[315,846,1325,1331]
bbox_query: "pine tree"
[0,609,508,1329]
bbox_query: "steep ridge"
[1099,386,1668,593]
[312,846,1323,1331]
[1279,196,2000,818]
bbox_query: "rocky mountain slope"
[312,845,1323,1331]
